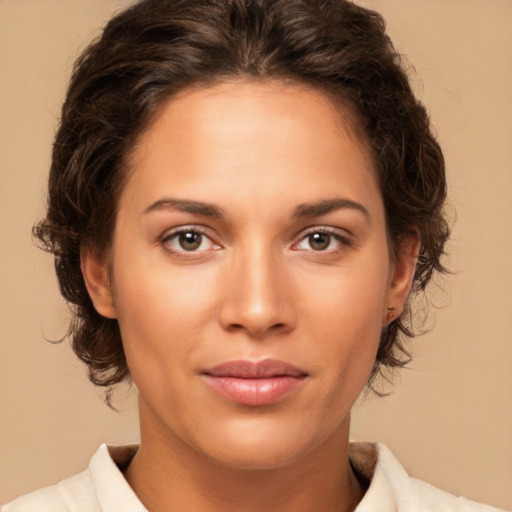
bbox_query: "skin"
[82,80,418,512]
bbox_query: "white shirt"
[2,443,504,511]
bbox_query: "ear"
[80,245,117,319]
[384,233,420,325]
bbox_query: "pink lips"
[202,359,307,406]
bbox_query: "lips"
[202,359,307,406]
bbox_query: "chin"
[207,442,308,471]
[195,416,333,471]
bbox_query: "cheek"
[299,258,388,388]
[301,257,388,338]
[111,254,220,379]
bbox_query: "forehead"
[134,79,371,162]
[123,79,380,219]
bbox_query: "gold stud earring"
[386,306,396,321]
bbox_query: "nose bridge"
[219,237,294,336]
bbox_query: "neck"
[125,400,364,512]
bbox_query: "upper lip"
[203,359,307,378]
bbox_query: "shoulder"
[408,477,506,512]
[1,469,98,512]
[1,444,142,512]
[351,442,506,512]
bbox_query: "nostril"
[227,323,244,331]
[224,321,288,337]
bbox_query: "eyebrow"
[143,196,369,222]
[143,198,225,218]
[293,198,370,222]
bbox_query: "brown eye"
[163,228,220,255]
[178,232,203,251]
[293,229,349,253]
[308,232,331,251]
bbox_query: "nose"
[218,244,297,338]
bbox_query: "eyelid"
[161,225,222,254]
[159,224,354,255]
[291,226,354,251]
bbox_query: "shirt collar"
[351,442,415,511]
[89,442,408,512]
[89,443,147,511]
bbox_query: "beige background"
[0,0,510,509]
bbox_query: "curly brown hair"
[34,0,449,395]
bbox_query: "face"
[84,80,416,470]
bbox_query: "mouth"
[201,359,308,407]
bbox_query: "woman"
[1,0,505,510]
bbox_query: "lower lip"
[203,375,306,406]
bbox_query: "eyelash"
[160,226,353,256]
[291,227,353,253]
[161,226,221,256]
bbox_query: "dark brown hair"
[35,0,449,396]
